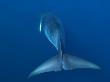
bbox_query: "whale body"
[29,13,100,77]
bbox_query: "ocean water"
[0,0,110,82]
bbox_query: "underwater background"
[0,0,110,82]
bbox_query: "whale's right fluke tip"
[62,54,100,70]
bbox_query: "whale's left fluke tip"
[28,55,62,78]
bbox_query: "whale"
[29,13,100,77]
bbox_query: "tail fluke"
[63,54,100,70]
[29,55,62,78]
[29,54,100,77]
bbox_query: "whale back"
[41,13,63,52]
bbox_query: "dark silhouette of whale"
[29,13,100,77]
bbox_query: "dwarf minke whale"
[29,13,100,77]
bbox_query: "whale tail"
[29,54,100,78]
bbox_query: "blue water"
[0,0,110,82]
